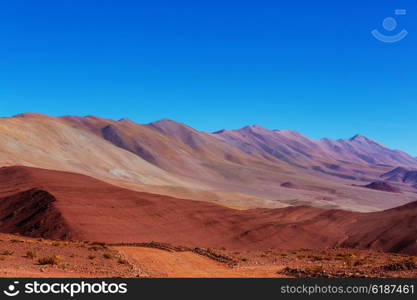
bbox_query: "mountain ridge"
[14,112,416,159]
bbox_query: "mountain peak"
[12,113,52,119]
[212,129,227,134]
[147,118,197,134]
[118,118,134,123]
[148,118,182,127]
[240,125,269,132]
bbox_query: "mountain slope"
[0,113,184,187]
[381,167,417,186]
[61,116,270,178]
[320,135,417,166]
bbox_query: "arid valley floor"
[1,113,417,277]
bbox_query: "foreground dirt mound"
[342,201,417,254]
[1,166,417,255]
[0,188,71,240]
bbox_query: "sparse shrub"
[59,262,70,269]
[89,246,103,251]
[343,257,353,268]
[103,253,113,259]
[10,239,21,243]
[88,255,96,260]
[280,266,326,278]
[241,257,249,262]
[1,250,14,256]
[336,253,354,258]
[382,260,417,271]
[26,250,37,259]
[307,255,324,261]
[38,255,61,265]
[88,242,108,251]
[307,266,325,273]
[354,259,367,267]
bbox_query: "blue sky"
[0,1,416,155]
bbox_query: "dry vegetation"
[1,233,417,278]
[0,234,140,278]
[217,248,417,278]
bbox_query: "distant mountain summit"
[349,134,382,145]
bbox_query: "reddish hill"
[1,166,417,255]
[343,201,417,254]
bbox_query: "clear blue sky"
[0,1,416,155]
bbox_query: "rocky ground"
[217,247,417,278]
[0,234,141,277]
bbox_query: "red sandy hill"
[1,166,417,255]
